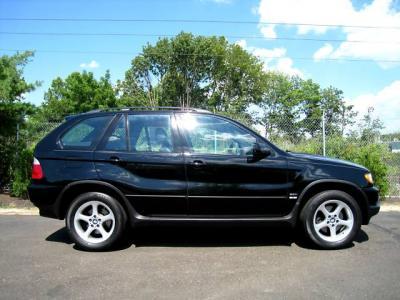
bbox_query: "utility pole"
[322,109,326,156]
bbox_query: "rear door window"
[60,116,112,149]
[128,114,174,153]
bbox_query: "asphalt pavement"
[0,212,399,299]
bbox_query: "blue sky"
[1,0,399,132]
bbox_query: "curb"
[0,208,39,215]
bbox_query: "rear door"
[94,112,187,216]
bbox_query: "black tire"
[299,190,362,249]
[66,192,126,251]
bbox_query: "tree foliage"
[359,107,384,141]
[38,70,117,122]
[257,72,355,141]
[0,35,392,198]
[0,51,39,185]
[0,51,38,136]
[120,32,266,114]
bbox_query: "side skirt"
[130,213,297,228]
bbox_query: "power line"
[1,17,400,30]
[1,48,399,63]
[1,31,399,44]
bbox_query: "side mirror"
[248,143,271,162]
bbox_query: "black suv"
[29,107,380,250]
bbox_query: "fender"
[55,180,138,224]
[290,179,369,222]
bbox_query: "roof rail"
[66,106,212,120]
[87,106,211,113]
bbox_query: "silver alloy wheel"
[313,199,354,243]
[73,200,115,244]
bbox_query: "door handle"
[191,160,205,168]
[109,156,122,164]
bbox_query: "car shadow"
[46,227,73,244]
[45,225,370,251]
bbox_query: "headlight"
[364,173,374,185]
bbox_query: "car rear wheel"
[300,190,362,249]
[66,192,126,251]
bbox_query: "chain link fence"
[260,112,400,198]
[11,113,400,198]
[20,121,62,146]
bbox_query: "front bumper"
[363,186,380,224]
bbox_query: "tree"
[360,107,384,142]
[257,72,302,140]
[0,51,39,185]
[257,74,356,141]
[301,85,356,137]
[38,70,117,122]
[0,51,38,136]
[120,32,266,114]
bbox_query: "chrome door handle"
[109,156,122,164]
[191,160,205,167]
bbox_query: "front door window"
[178,114,256,156]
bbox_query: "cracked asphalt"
[0,212,399,299]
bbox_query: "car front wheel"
[300,190,362,249]
[66,192,126,251]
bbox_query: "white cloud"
[259,25,276,38]
[235,39,247,49]
[258,0,400,68]
[79,60,100,69]
[257,0,354,36]
[274,57,304,77]
[347,80,400,133]
[313,43,334,61]
[236,39,304,77]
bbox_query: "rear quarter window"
[60,116,112,149]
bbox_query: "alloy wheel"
[73,200,115,244]
[313,199,354,243]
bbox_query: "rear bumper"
[363,186,380,224]
[28,182,61,219]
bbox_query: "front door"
[176,113,289,217]
[94,112,187,216]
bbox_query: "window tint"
[104,115,127,151]
[179,114,256,156]
[128,114,173,153]
[61,116,112,149]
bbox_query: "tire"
[66,192,126,251]
[299,190,362,249]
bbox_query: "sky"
[0,0,399,132]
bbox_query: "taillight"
[32,157,44,180]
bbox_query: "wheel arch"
[55,180,136,224]
[296,179,369,225]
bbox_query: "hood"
[288,152,368,171]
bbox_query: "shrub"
[275,135,389,196]
[352,143,389,196]
[326,137,389,195]
[0,136,18,186]
[11,145,34,198]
